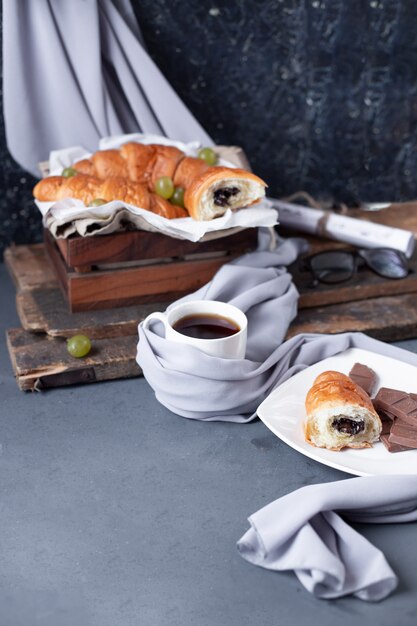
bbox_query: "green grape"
[62,167,77,178]
[171,187,185,208]
[155,176,174,199]
[88,198,107,207]
[67,334,91,358]
[197,147,218,166]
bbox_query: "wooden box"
[44,227,258,312]
[41,143,259,312]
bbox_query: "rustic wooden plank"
[4,244,58,292]
[6,328,141,391]
[16,287,171,338]
[287,292,417,342]
[55,227,257,268]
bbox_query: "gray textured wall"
[1,0,417,254]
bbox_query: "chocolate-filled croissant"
[304,370,381,451]
[184,167,267,220]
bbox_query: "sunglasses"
[300,247,409,286]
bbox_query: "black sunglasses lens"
[309,252,355,284]
[361,249,408,279]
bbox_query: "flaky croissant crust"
[305,370,376,416]
[33,174,188,219]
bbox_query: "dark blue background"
[2,0,417,254]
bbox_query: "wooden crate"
[40,142,257,312]
[44,228,258,312]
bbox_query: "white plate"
[256,347,417,476]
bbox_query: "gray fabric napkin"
[237,475,417,601]
[137,237,417,422]
[3,0,212,175]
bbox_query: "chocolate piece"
[379,414,392,436]
[389,420,417,448]
[331,417,365,435]
[376,409,396,423]
[213,186,240,207]
[373,387,417,426]
[349,363,377,396]
[380,434,413,453]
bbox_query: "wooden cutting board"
[6,328,140,391]
[5,244,145,390]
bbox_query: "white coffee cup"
[142,300,247,359]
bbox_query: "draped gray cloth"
[238,475,417,601]
[137,237,417,422]
[2,0,212,176]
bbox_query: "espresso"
[173,313,240,340]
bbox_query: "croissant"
[304,370,382,451]
[183,167,267,220]
[33,176,66,201]
[72,159,95,176]
[91,149,128,179]
[148,145,184,189]
[150,195,188,219]
[35,142,268,221]
[173,157,210,189]
[33,174,189,219]
[34,174,151,211]
[34,174,102,205]
[73,143,183,192]
[55,174,104,206]
[119,142,156,183]
[99,177,150,209]
[72,143,149,182]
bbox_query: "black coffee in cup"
[173,313,240,340]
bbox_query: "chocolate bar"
[389,420,417,449]
[377,409,396,422]
[380,433,413,453]
[379,414,392,436]
[349,363,377,396]
[373,387,417,426]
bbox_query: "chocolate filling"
[213,186,240,207]
[332,416,365,435]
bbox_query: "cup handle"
[142,311,169,334]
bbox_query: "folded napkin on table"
[137,235,417,422]
[238,475,417,601]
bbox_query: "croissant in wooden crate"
[34,142,267,221]
[184,167,266,220]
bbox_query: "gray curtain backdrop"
[2,0,212,176]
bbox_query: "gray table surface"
[1,263,417,626]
